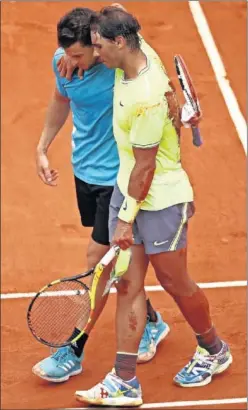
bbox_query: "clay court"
[1,1,247,409]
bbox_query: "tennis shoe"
[138,312,170,363]
[75,369,143,407]
[174,341,233,387]
[32,345,83,382]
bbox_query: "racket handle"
[100,245,120,267]
[192,127,203,147]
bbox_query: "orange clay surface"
[1,2,246,409]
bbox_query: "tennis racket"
[27,245,120,348]
[174,54,203,147]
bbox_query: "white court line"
[0,280,246,300]
[70,397,247,409]
[189,1,247,154]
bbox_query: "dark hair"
[57,8,96,48]
[90,7,141,50]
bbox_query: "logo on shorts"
[153,240,169,246]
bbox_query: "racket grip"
[192,127,203,147]
[100,245,120,267]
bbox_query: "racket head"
[174,54,201,115]
[27,245,120,348]
[27,278,91,348]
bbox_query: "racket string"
[29,281,91,346]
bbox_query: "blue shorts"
[108,184,195,255]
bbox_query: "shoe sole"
[32,366,82,383]
[75,393,143,407]
[174,354,233,388]
[137,325,170,364]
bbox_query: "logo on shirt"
[119,101,124,107]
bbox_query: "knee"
[115,278,130,295]
[156,270,197,297]
[156,272,175,295]
[115,277,144,299]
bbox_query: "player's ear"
[114,36,125,49]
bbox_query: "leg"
[115,244,148,355]
[141,202,232,387]
[145,297,157,322]
[81,183,116,333]
[70,238,112,351]
[150,248,232,387]
[75,185,148,406]
[75,244,147,407]
[32,179,114,382]
[65,183,115,351]
[150,247,214,336]
[108,185,170,364]
[108,186,149,371]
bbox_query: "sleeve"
[52,51,68,98]
[130,96,169,148]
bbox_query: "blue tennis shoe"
[32,345,83,382]
[138,312,170,363]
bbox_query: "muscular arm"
[118,97,166,225]
[114,144,158,248]
[128,145,158,201]
[37,87,70,154]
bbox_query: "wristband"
[118,196,142,224]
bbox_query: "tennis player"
[33,7,169,383]
[75,7,232,406]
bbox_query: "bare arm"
[112,145,158,250]
[36,88,70,186]
[37,87,70,154]
[128,146,158,201]
[113,94,165,249]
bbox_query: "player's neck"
[121,50,147,80]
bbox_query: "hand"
[57,56,84,81]
[181,102,202,128]
[36,151,59,186]
[187,113,202,127]
[112,219,134,250]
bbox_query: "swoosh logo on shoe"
[113,388,138,398]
